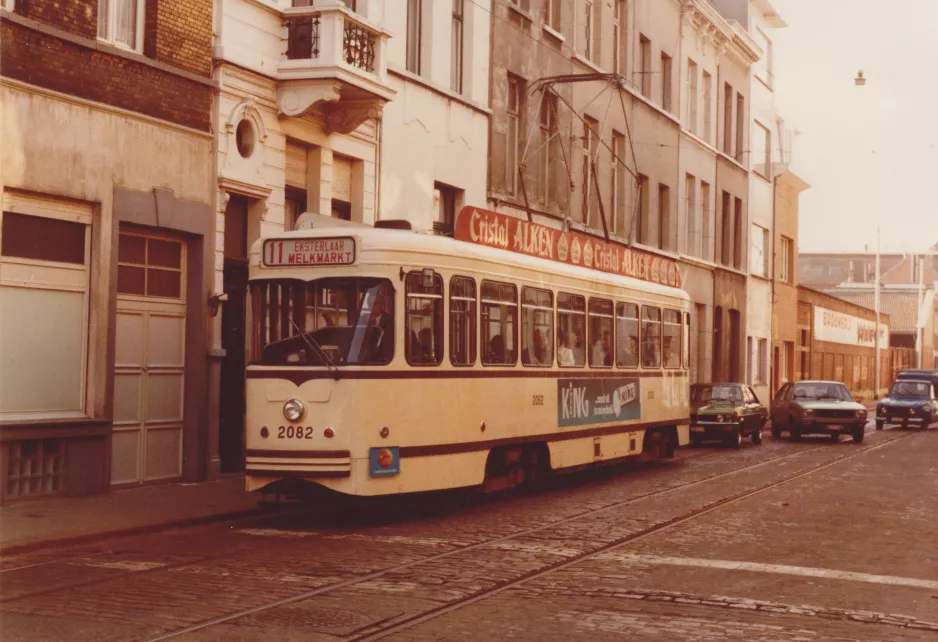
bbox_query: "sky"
[771,0,938,253]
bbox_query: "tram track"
[143,429,913,641]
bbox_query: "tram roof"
[252,224,690,301]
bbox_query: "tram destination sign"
[454,207,683,288]
[263,237,356,267]
[558,378,642,428]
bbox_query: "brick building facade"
[1,0,216,502]
[796,287,891,401]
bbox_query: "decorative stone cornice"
[277,81,342,118]
[682,0,734,51]
[322,99,384,135]
[726,22,762,65]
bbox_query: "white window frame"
[612,130,626,236]
[612,0,625,75]
[406,0,422,75]
[451,0,465,93]
[753,120,772,178]
[0,193,93,420]
[547,0,561,31]
[661,52,672,112]
[685,173,697,257]
[578,0,595,62]
[751,223,768,277]
[780,236,792,283]
[702,70,713,144]
[97,0,146,53]
[758,338,768,384]
[685,59,698,133]
[581,117,598,224]
[507,75,523,196]
[700,181,712,262]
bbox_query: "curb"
[0,506,272,557]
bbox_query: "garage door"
[112,232,187,485]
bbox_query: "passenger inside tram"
[523,329,549,366]
[558,330,575,366]
[488,334,506,363]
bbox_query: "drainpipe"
[770,174,777,391]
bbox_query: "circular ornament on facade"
[236,119,256,159]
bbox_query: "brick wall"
[144,0,213,76]
[13,0,98,40]
[2,20,211,131]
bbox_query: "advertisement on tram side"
[558,378,642,427]
[454,206,683,289]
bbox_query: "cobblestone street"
[2,424,937,641]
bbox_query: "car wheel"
[875,420,884,431]
[752,426,763,445]
[728,430,742,449]
[789,419,802,441]
[852,424,865,443]
[921,415,931,430]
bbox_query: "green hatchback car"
[690,383,768,448]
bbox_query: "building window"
[658,183,670,251]
[663,309,682,369]
[582,117,598,224]
[284,187,307,231]
[751,224,768,277]
[746,336,754,385]
[685,59,698,134]
[754,121,771,177]
[451,0,464,93]
[700,181,711,261]
[733,197,743,270]
[546,0,561,31]
[735,93,745,161]
[702,70,713,144]
[637,174,649,244]
[450,276,476,366]
[719,190,731,266]
[539,93,558,204]
[754,27,773,89]
[578,0,595,62]
[723,83,733,154]
[758,338,768,384]
[507,74,524,196]
[1,201,92,419]
[639,34,651,98]
[613,0,626,75]
[117,233,184,299]
[433,182,461,235]
[780,236,793,283]
[612,131,626,236]
[522,287,554,367]
[97,0,144,51]
[661,53,672,112]
[405,271,443,366]
[685,173,697,257]
[406,0,422,74]
[510,0,530,10]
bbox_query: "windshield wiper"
[289,318,341,381]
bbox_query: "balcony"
[277,2,394,134]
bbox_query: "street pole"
[874,224,881,397]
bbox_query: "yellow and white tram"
[244,212,691,497]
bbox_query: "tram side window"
[663,309,682,369]
[405,271,443,366]
[588,299,614,368]
[557,293,586,367]
[683,311,691,370]
[450,276,477,366]
[481,280,518,365]
[616,302,639,368]
[641,306,662,368]
[521,287,554,367]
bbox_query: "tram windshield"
[249,277,395,366]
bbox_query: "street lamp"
[855,69,881,397]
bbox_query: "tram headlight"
[283,398,306,422]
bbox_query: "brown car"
[770,381,868,443]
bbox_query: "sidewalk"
[0,476,265,555]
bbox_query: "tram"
[244,207,691,497]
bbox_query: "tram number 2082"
[278,426,314,439]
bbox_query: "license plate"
[691,427,704,433]
[828,425,842,431]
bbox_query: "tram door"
[219,196,249,473]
